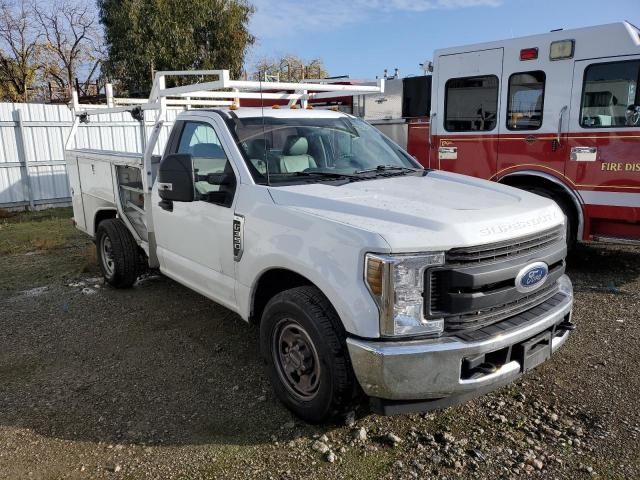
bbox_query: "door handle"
[553,105,568,151]
[438,146,457,160]
[570,146,597,162]
[557,106,568,144]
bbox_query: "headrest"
[283,136,308,156]
[191,143,224,158]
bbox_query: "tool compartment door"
[567,56,640,235]
[65,153,86,231]
[434,48,503,179]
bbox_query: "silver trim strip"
[577,190,640,208]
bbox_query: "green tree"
[98,0,255,95]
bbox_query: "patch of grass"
[0,207,84,255]
[0,208,17,220]
[3,206,74,224]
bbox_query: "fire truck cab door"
[434,48,503,179]
[567,56,640,210]
[496,57,571,184]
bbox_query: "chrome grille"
[429,271,443,314]
[427,225,567,335]
[444,283,559,333]
[445,225,565,265]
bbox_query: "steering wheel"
[627,105,640,126]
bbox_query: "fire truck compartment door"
[435,48,503,179]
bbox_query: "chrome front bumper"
[347,284,573,403]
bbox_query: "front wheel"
[96,218,140,288]
[260,286,357,423]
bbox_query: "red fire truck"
[364,22,640,246]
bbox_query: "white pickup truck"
[65,71,574,421]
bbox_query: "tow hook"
[475,363,498,375]
[558,319,576,331]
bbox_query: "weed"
[80,244,99,273]
[31,238,65,251]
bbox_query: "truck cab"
[65,71,575,421]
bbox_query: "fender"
[497,170,585,240]
[92,207,118,237]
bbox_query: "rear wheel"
[260,286,357,423]
[96,218,140,288]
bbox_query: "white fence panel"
[0,102,180,210]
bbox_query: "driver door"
[152,119,238,310]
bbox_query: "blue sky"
[248,0,640,79]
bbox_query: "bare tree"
[35,0,102,98]
[253,55,329,82]
[0,0,40,101]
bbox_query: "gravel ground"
[0,210,639,479]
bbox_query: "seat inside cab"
[279,136,317,173]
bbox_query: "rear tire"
[525,188,577,250]
[260,286,357,423]
[96,218,140,288]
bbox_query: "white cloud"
[250,0,502,39]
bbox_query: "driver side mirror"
[158,153,194,203]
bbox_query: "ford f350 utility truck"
[65,70,575,421]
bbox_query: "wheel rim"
[272,319,321,401]
[100,234,115,278]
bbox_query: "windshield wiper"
[290,171,359,179]
[355,165,422,175]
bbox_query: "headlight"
[365,252,445,337]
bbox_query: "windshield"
[228,115,422,184]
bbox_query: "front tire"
[260,286,357,423]
[96,218,140,288]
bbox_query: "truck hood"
[268,171,564,252]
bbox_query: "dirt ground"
[1,208,639,480]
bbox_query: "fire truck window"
[580,60,640,128]
[507,71,545,130]
[444,75,499,132]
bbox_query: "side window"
[507,71,545,130]
[177,122,236,207]
[580,60,640,128]
[444,75,499,132]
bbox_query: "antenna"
[259,78,271,186]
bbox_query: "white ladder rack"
[70,69,384,118]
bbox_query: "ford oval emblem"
[515,262,549,293]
